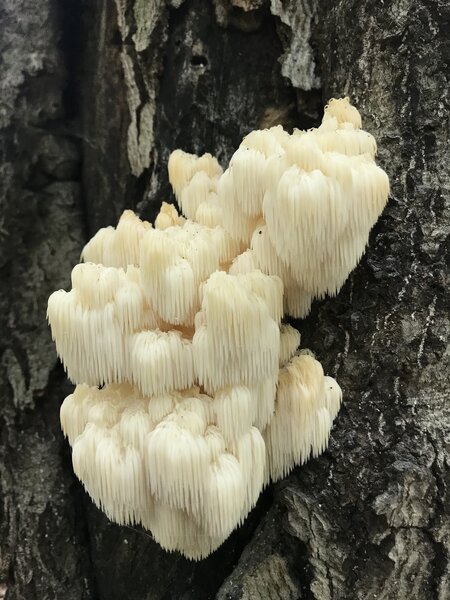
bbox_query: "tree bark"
[1,1,448,599]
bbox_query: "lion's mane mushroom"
[263,352,342,483]
[48,98,387,559]
[170,97,389,318]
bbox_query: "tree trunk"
[1,1,448,599]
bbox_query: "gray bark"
[0,0,448,599]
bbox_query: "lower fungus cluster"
[47,98,388,559]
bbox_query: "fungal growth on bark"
[47,98,389,559]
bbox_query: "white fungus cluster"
[48,98,388,559]
[214,97,390,317]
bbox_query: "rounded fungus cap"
[213,385,255,444]
[145,405,211,513]
[129,330,194,397]
[228,426,266,516]
[192,270,280,392]
[155,202,185,230]
[263,354,340,483]
[323,97,362,129]
[279,324,301,366]
[143,501,218,560]
[202,453,246,540]
[74,425,148,526]
[168,149,222,201]
[81,210,152,269]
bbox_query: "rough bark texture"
[1,0,448,599]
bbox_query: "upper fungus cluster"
[47,98,389,559]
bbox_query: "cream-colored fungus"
[48,98,387,559]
